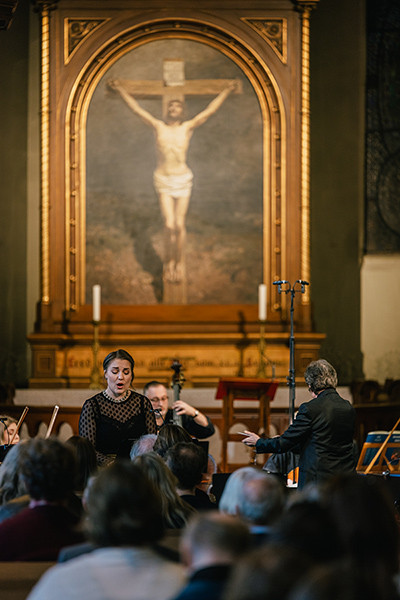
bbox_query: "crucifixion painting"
[108,59,241,303]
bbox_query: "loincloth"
[153,170,193,196]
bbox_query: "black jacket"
[255,388,356,489]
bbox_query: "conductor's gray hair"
[304,359,338,394]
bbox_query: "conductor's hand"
[241,431,260,446]
[172,400,196,417]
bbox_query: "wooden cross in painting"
[109,59,242,304]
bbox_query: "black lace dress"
[79,390,157,466]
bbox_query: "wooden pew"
[0,561,55,600]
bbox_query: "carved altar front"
[29,0,322,388]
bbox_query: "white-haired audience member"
[219,467,285,545]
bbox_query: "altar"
[27,0,323,389]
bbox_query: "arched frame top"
[64,18,288,317]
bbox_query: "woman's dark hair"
[65,435,98,493]
[153,424,192,458]
[165,442,206,490]
[85,460,164,547]
[103,349,135,379]
[133,451,194,528]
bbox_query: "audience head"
[0,442,27,504]
[238,471,285,525]
[288,564,361,600]
[180,511,251,572]
[143,381,169,421]
[130,433,157,458]
[132,451,194,528]
[153,424,192,458]
[65,435,98,493]
[320,473,400,576]
[0,415,19,445]
[165,442,206,492]
[223,543,313,600]
[304,359,338,394]
[84,459,164,547]
[18,437,77,502]
[271,498,342,564]
[219,467,260,515]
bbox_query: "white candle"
[258,284,267,321]
[92,284,101,322]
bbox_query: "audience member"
[223,543,313,600]
[0,442,29,523]
[242,359,356,489]
[153,424,192,458]
[165,442,214,510]
[219,467,259,514]
[270,499,342,564]
[320,473,400,600]
[0,437,83,561]
[28,460,185,600]
[172,511,251,600]
[144,381,214,438]
[237,471,285,543]
[130,433,157,458]
[65,435,98,496]
[132,451,194,529]
[288,563,366,600]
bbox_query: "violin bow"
[45,405,60,439]
[9,406,29,444]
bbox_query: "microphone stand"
[273,279,309,424]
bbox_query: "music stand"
[216,377,279,472]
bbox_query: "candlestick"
[92,284,101,323]
[258,284,267,321]
[257,320,267,378]
[89,321,101,389]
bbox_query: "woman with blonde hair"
[132,451,194,529]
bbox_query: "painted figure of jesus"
[108,78,237,290]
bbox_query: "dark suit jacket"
[171,565,232,600]
[255,388,356,489]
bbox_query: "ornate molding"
[64,18,108,64]
[64,20,284,315]
[39,3,52,305]
[294,0,320,12]
[300,7,312,307]
[32,0,59,13]
[241,18,287,64]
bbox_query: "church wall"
[361,256,400,383]
[310,0,365,383]
[0,0,30,386]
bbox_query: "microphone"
[273,280,288,286]
[296,280,309,286]
[150,408,165,426]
